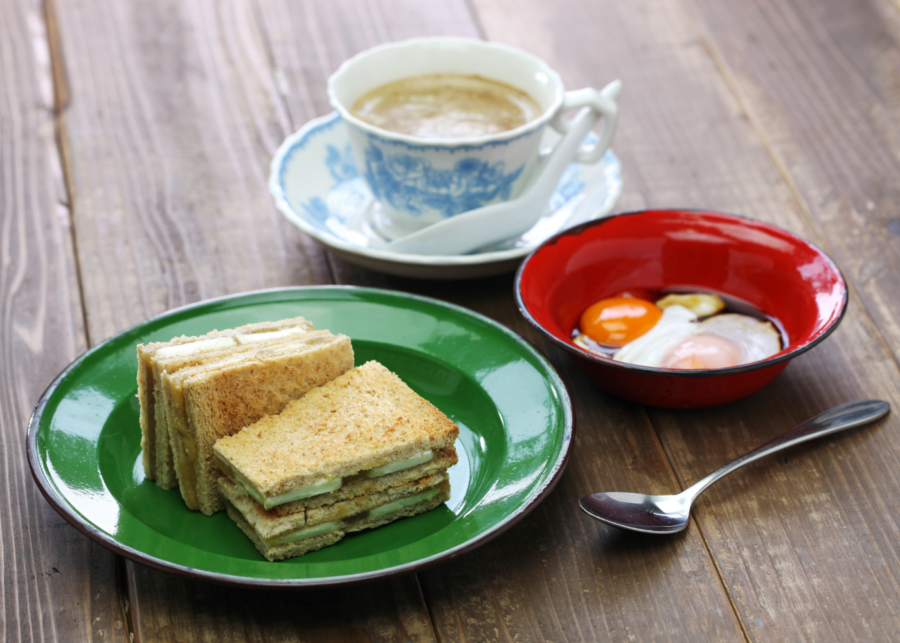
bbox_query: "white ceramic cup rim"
[327,37,566,147]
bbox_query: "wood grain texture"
[0,0,125,641]
[126,561,436,643]
[469,0,900,639]
[55,0,332,346]
[654,363,900,642]
[686,0,900,362]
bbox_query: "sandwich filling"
[365,450,434,477]
[224,449,435,509]
[154,327,314,360]
[220,474,452,561]
[154,336,238,360]
[262,486,444,547]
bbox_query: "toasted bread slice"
[162,331,354,515]
[214,361,459,510]
[136,317,315,488]
[222,474,451,561]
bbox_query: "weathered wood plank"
[127,561,436,643]
[468,0,900,639]
[55,0,333,345]
[0,0,125,640]
[49,0,433,640]
[676,0,900,638]
[654,356,900,641]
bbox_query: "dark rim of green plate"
[26,286,574,588]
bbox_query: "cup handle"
[549,80,621,163]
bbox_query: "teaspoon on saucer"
[579,399,890,534]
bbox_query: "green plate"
[28,287,573,587]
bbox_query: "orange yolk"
[661,335,742,370]
[579,297,662,347]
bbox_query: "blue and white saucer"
[269,112,622,279]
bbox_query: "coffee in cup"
[350,74,542,140]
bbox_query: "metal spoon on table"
[579,399,890,534]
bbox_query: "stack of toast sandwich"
[215,361,458,561]
[137,317,354,515]
[137,319,458,560]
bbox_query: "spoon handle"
[683,400,889,502]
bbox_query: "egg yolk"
[579,297,663,347]
[661,335,742,370]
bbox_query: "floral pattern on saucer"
[269,112,621,278]
[301,143,360,225]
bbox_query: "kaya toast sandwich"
[137,317,315,489]
[214,360,458,561]
[152,323,354,515]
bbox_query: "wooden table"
[4,0,900,640]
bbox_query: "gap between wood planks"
[243,0,346,292]
[244,0,339,289]
[42,0,95,352]
[651,409,753,643]
[39,0,140,640]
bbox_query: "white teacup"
[328,37,619,240]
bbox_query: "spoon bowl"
[579,400,890,534]
[580,492,691,534]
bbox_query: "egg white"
[577,302,783,370]
[693,314,781,363]
[612,305,698,367]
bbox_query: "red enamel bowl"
[515,209,848,408]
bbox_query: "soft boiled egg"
[612,305,781,369]
[573,292,783,370]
